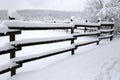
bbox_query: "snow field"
[7,36,120,80]
[0,29,101,80]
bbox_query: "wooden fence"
[0,21,114,77]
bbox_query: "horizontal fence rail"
[0,21,114,77]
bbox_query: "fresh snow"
[9,35,74,46]
[74,39,99,46]
[99,34,114,38]
[0,24,10,34]
[95,58,120,80]
[100,29,114,32]
[7,37,120,80]
[0,62,18,72]
[0,23,20,35]
[73,31,100,36]
[0,21,119,80]
[73,22,101,26]
[3,20,74,28]
[53,20,70,23]
[0,44,14,52]
[101,22,115,24]
[11,45,75,63]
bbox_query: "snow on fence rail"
[100,22,114,27]
[3,20,74,30]
[99,34,114,41]
[9,35,76,47]
[11,45,75,64]
[0,20,114,77]
[75,21,114,40]
[73,31,101,37]
[0,45,15,55]
[100,29,114,33]
[0,62,22,75]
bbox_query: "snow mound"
[0,23,10,34]
[8,10,23,20]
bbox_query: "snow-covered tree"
[83,0,104,22]
[84,0,120,33]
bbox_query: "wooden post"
[10,35,16,76]
[71,28,75,55]
[98,26,100,30]
[97,18,101,30]
[110,36,113,41]
[84,27,87,32]
[111,25,113,29]
[110,19,114,41]
[84,20,88,32]
[97,41,99,45]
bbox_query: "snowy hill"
[0,10,8,20]
[17,9,83,21]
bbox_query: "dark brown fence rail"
[0,21,114,77]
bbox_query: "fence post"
[97,18,101,30]
[71,28,75,55]
[84,20,88,32]
[110,18,114,41]
[10,34,16,76]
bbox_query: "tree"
[83,0,104,22]
[84,0,120,33]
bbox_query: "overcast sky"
[0,0,87,12]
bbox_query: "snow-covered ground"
[0,30,120,80]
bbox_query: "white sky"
[0,0,87,12]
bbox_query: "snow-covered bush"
[8,10,23,20]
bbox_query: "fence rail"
[0,21,114,77]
